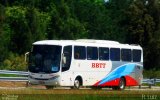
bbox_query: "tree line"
[0,0,160,70]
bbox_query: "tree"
[125,0,160,70]
[104,0,132,42]
[0,4,6,65]
[26,7,50,41]
[5,6,32,54]
[47,0,86,40]
[1,0,160,70]
[0,4,4,39]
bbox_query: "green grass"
[12,94,145,100]
[156,83,160,86]
[0,89,160,100]
[0,74,23,77]
[0,94,159,100]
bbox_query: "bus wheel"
[74,79,80,89]
[118,77,125,90]
[45,86,54,89]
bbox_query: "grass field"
[0,89,160,100]
[0,74,24,77]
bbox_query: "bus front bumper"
[28,76,60,86]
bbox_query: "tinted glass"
[99,47,109,60]
[62,46,72,72]
[110,48,120,61]
[29,45,62,73]
[74,46,86,59]
[133,49,141,62]
[87,47,98,60]
[121,49,131,61]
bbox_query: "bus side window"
[62,46,72,72]
[133,49,141,62]
[99,47,109,60]
[121,49,131,62]
[110,48,120,61]
[74,46,86,60]
[75,53,79,59]
[87,47,98,60]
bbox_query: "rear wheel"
[112,77,125,90]
[118,77,125,90]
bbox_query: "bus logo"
[92,63,106,68]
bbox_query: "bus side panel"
[93,62,143,87]
[71,60,112,86]
[60,71,73,86]
[60,61,143,87]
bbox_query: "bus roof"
[33,39,142,50]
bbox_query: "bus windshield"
[28,45,62,73]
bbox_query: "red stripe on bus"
[93,75,138,86]
[125,75,138,86]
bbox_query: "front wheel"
[74,79,80,89]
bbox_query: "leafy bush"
[143,70,160,78]
[1,53,27,71]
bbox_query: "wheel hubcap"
[75,80,80,88]
[120,79,124,89]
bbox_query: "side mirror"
[62,55,66,65]
[25,52,30,63]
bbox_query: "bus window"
[74,46,86,60]
[62,46,72,72]
[110,48,120,61]
[87,47,98,60]
[121,49,131,62]
[133,49,141,62]
[99,47,109,60]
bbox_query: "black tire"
[74,79,81,89]
[117,77,125,90]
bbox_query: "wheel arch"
[75,75,83,86]
[121,76,126,86]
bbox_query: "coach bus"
[26,39,143,90]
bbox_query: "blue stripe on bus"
[99,63,135,85]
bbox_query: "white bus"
[26,39,143,90]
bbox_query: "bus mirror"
[62,55,66,65]
[25,52,30,63]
